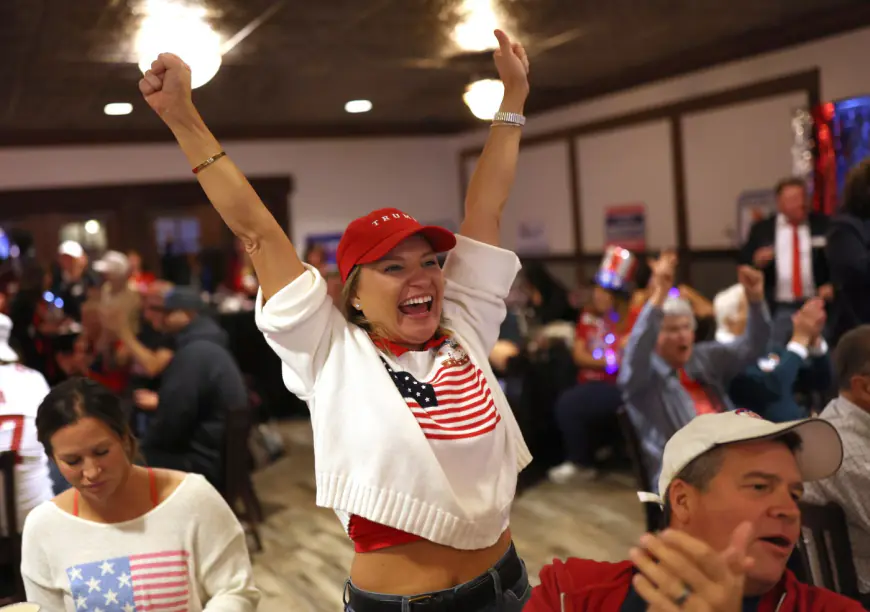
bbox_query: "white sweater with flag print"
[255,235,532,550]
[21,474,259,612]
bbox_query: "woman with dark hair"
[139,28,532,611]
[827,158,870,345]
[21,377,258,611]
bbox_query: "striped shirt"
[66,550,190,612]
[381,337,501,441]
[21,474,259,611]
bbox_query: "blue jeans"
[344,544,531,612]
[554,380,623,467]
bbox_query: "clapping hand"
[493,29,530,100]
[792,297,826,346]
[631,522,754,612]
[134,389,160,411]
[139,53,196,123]
[737,265,764,303]
[817,283,834,302]
[751,246,775,269]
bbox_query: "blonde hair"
[340,266,450,345]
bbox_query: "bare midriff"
[349,529,512,595]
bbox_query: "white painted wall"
[0,138,460,249]
[576,121,676,252]
[682,91,808,249]
[462,140,575,255]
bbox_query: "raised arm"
[139,54,303,302]
[677,284,713,319]
[703,266,771,381]
[617,253,676,396]
[459,30,530,247]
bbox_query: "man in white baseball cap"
[527,410,862,611]
[94,250,140,337]
[53,240,99,321]
[92,249,130,279]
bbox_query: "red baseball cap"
[336,208,456,282]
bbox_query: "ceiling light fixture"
[452,0,511,53]
[135,0,223,90]
[345,100,373,114]
[463,79,504,121]
[104,102,133,116]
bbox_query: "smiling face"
[351,235,444,348]
[51,416,133,503]
[675,440,803,596]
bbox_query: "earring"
[354,303,362,310]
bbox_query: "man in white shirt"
[0,314,53,534]
[804,324,870,603]
[739,178,832,346]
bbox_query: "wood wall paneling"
[0,177,293,273]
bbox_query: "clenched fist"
[138,53,196,124]
[737,265,764,303]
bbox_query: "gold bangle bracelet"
[192,151,227,174]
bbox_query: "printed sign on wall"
[605,204,646,251]
[516,219,550,255]
[736,189,776,246]
[304,233,343,270]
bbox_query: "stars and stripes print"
[382,339,500,441]
[66,550,190,612]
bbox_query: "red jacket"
[526,558,863,612]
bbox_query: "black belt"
[346,544,523,612]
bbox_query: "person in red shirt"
[528,410,862,612]
[548,282,626,483]
[126,250,156,292]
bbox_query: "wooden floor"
[250,421,645,611]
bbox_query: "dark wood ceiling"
[4,0,870,146]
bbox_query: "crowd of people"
[0,26,869,612]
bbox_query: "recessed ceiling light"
[104,103,133,116]
[345,100,373,114]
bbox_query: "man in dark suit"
[739,177,832,345]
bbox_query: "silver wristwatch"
[492,111,526,126]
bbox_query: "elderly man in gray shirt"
[804,324,870,601]
[618,253,771,487]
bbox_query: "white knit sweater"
[255,235,532,550]
[21,474,259,612]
